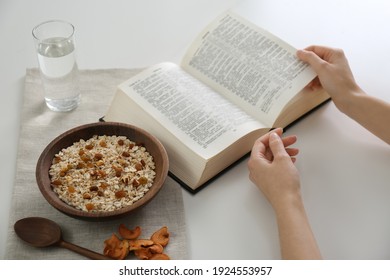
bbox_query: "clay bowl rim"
[35,122,169,221]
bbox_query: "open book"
[104,11,329,192]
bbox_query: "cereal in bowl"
[49,135,156,212]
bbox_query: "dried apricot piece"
[116,240,130,260]
[103,233,121,254]
[103,225,171,260]
[103,234,130,260]
[128,239,154,251]
[133,245,163,260]
[118,224,141,240]
[149,243,164,254]
[134,248,153,260]
[149,253,170,260]
[151,226,170,247]
[107,241,129,260]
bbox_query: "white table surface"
[1,0,390,260]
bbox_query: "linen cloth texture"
[5,69,187,260]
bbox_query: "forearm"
[275,197,322,260]
[338,90,390,145]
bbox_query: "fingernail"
[270,132,278,139]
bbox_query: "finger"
[252,127,283,150]
[296,49,327,73]
[264,128,284,160]
[304,45,348,66]
[291,157,297,163]
[251,135,267,159]
[281,135,297,148]
[269,132,290,159]
[306,77,322,91]
[286,147,299,157]
[251,128,286,161]
[303,45,333,59]
[273,127,283,136]
[262,128,283,146]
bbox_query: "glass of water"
[32,20,81,112]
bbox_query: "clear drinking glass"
[32,20,81,111]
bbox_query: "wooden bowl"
[36,122,169,221]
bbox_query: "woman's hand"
[248,128,322,259]
[297,45,363,112]
[248,128,300,212]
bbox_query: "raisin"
[76,162,86,169]
[135,163,143,171]
[51,179,62,186]
[98,170,107,178]
[113,165,123,177]
[122,151,130,157]
[94,153,103,160]
[85,203,94,211]
[81,154,91,163]
[115,190,127,198]
[132,179,140,188]
[83,193,92,199]
[138,177,148,185]
[85,143,94,150]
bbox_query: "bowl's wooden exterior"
[36,122,169,221]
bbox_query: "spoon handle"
[58,240,112,260]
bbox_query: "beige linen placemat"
[5,69,187,259]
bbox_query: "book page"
[117,62,265,159]
[181,11,317,127]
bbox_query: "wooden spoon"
[14,217,111,260]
